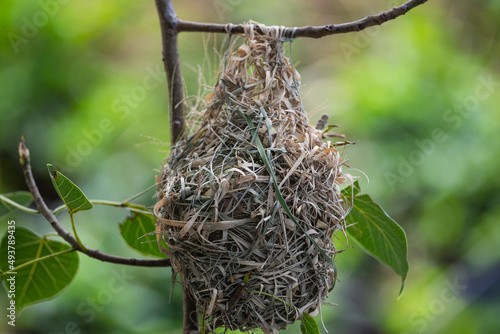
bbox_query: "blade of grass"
[241,111,337,270]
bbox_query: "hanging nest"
[155,23,350,333]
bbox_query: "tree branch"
[176,0,428,38]
[18,139,171,268]
[155,2,200,333]
[155,0,185,144]
[182,271,200,334]
[152,0,427,143]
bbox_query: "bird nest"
[155,24,350,333]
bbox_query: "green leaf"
[119,212,166,258]
[47,164,93,214]
[300,313,320,334]
[0,192,34,219]
[346,193,409,295]
[0,227,79,312]
[341,180,361,197]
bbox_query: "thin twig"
[176,0,428,38]
[18,139,171,268]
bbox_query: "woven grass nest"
[155,24,350,333]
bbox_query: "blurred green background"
[1,0,499,333]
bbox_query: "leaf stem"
[70,213,88,253]
[0,194,39,215]
[53,200,154,215]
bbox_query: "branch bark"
[18,139,171,268]
[155,0,185,144]
[176,0,428,38]
[155,2,199,332]
[181,271,200,334]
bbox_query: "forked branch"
[155,0,428,142]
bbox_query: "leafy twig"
[18,139,171,268]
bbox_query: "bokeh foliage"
[1,0,499,333]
